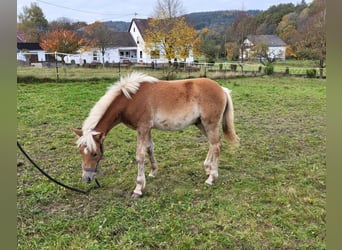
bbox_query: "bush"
[306,69,317,78]
[230,64,237,72]
[264,63,274,75]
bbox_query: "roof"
[17,33,27,43]
[246,35,287,47]
[129,18,151,39]
[17,42,43,51]
[110,32,136,47]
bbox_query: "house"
[128,18,194,64]
[17,32,57,65]
[64,32,138,64]
[242,35,287,61]
[17,42,50,64]
[17,18,195,66]
[129,18,151,63]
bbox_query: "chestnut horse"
[73,72,239,198]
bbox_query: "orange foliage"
[40,29,82,54]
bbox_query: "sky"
[17,0,312,24]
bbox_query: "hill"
[103,10,262,31]
[184,10,262,30]
[103,20,130,31]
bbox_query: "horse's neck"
[95,97,125,135]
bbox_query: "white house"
[129,18,151,63]
[242,35,287,61]
[17,18,196,66]
[64,32,138,65]
[17,42,48,63]
[128,18,194,64]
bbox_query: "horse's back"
[140,77,225,105]
[126,78,226,131]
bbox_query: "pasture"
[17,75,326,249]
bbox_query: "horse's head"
[72,128,105,183]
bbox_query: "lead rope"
[17,141,101,195]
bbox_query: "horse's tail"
[222,87,240,146]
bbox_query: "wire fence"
[17,60,326,83]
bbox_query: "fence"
[17,60,326,83]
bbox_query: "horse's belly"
[153,109,199,131]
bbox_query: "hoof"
[205,179,213,185]
[131,192,142,199]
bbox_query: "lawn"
[17,74,326,249]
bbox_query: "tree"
[225,42,240,61]
[230,11,257,63]
[40,29,82,63]
[145,17,199,62]
[144,0,200,63]
[254,3,296,35]
[197,28,221,62]
[153,0,184,18]
[84,22,116,65]
[17,3,49,42]
[299,0,326,77]
[49,17,87,31]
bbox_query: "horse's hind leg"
[195,121,211,175]
[204,149,213,176]
[204,126,221,185]
[147,134,157,177]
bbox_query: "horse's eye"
[92,153,98,158]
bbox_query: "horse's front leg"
[132,130,149,198]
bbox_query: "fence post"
[55,51,59,82]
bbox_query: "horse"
[73,72,239,198]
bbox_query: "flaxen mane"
[77,72,158,151]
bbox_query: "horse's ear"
[93,132,105,143]
[72,128,83,137]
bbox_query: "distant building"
[17,18,195,66]
[242,35,287,61]
[64,32,137,64]
[129,18,194,64]
[17,42,49,63]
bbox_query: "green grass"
[17,75,326,249]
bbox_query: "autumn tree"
[247,42,280,75]
[17,3,48,42]
[254,3,296,35]
[145,0,200,62]
[84,22,116,65]
[197,28,222,62]
[40,29,82,63]
[229,11,257,62]
[225,42,240,61]
[297,0,326,77]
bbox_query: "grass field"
[17,74,326,249]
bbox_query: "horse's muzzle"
[82,166,97,183]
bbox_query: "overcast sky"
[17,0,312,24]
